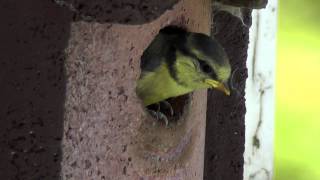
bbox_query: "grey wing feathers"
[140,33,169,72]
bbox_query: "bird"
[136,26,231,123]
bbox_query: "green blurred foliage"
[275,0,320,179]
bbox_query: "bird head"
[171,32,231,95]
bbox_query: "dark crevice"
[252,84,272,153]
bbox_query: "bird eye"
[199,60,212,73]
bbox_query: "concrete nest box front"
[55,0,180,24]
[61,0,211,179]
[1,0,257,179]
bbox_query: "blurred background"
[275,0,320,179]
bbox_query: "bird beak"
[205,79,230,96]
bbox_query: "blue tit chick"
[136,26,231,107]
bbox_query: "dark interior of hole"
[146,94,190,124]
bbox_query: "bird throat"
[137,62,193,106]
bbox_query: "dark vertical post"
[0,1,71,179]
[204,9,252,180]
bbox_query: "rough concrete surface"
[61,0,211,179]
[0,0,210,179]
[55,0,180,24]
[0,0,71,179]
[0,0,253,179]
[203,9,252,180]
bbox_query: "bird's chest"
[137,64,191,105]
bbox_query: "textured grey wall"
[0,1,71,179]
[55,0,180,24]
[204,9,252,180]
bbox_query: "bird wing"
[140,33,170,73]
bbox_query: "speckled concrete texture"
[0,0,252,179]
[203,9,252,180]
[0,0,71,179]
[61,0,211,179]
[55,0,180,24]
